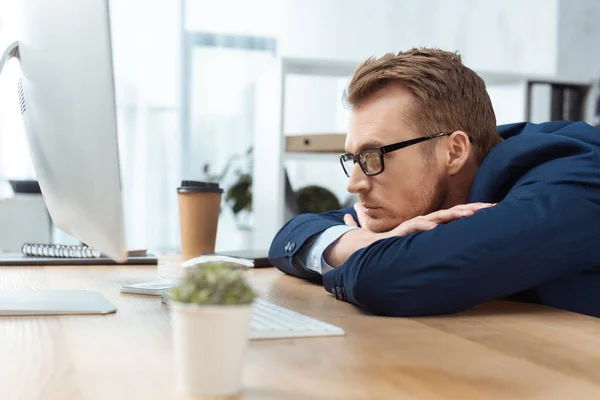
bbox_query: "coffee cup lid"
[177,180,223,194]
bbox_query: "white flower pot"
[170,301,253,397]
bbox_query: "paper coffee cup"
[177,181,223,261]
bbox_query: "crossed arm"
[269,186,600,316]
[324,202,494,268]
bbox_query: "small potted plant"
[170,262,257,397]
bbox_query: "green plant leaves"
[225,174,252,215]
[171,262,257,306]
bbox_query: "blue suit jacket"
[269,121,600,317]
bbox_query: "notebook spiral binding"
[21,243,103,258]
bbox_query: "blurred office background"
[0,0,599,254]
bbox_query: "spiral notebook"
[0,243,157,266]
[21,243,148,258]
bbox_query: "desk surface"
[2,265,600,399]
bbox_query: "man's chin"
[363,217,398,233]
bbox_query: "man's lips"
[361,204,382,216]
[361,203,380,210]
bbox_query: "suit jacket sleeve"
[322,188,600,316]
[268,206,357,283]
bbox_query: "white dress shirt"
[294,225,358,274]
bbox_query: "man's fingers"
[384,202,497,238]
[353,202,367,228]
[344,213,358,227]
[401,219,438,235]
[453,202,495,212]
[426,208,473,224]
[427,203,495,224]
[393,217,437,236]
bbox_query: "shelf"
[282,57,359,77]
[285,133,346,153]
[284,152,342,162]
[478,70,592,87]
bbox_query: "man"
[268,48,600,318]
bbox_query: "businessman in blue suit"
[268,48,600,318]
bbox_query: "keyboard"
[250,298,345,340]
[160,292,345,340]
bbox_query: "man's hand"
[343,203,368,228]
[329,202,495,268]
[344,203,494,235]
[380,202,495,238]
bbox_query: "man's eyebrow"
[346,140,386,153]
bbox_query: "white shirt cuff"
[306,225,358,274]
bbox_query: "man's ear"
[445,131,471,175]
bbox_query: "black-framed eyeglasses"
[339,132,462,177]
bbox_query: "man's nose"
[347,163,369,194]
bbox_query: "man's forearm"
[323,203,494,268]
[323,228,381,268]
[268,206,358,280]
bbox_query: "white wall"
[280,0,560,76]
[557,0,600,80]
[108,0,183,253]
[185,0,281,37]
[486,83,526,125]
[284,75,343,134]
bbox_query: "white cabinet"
[252,57,359,250]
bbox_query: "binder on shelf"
[286,134,346,153]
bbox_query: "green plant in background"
[203,144,344,218]
[171,262,257,306]
[225,173,252,215]
[296,185,341,214]
[203,147,253,217]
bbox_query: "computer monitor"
[0,0,127,262]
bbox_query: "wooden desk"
[2,265,600,399]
